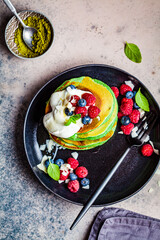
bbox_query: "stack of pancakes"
[45,76,118,150]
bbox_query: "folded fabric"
[88,208,160,240]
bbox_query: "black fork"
[70,111,158,230]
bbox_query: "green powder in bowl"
[5,11,54,59]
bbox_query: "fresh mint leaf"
[47,163,60,181]
[124,42,142,63]
[64,114,81,126]
[135,88,150,111]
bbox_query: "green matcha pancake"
[44,76,118,150]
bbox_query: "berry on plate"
[129,109,140,124]
[75,106,87,117]
[125,91,134,99]
[120,103,133,115]
[121,98,134,106]
[117,112,124,119]
[69,173,78,180]
[78,98,87,107]
[65,108,73,116]
[88,106,100,118]
[55,159,64,168]
[133,102,140,109]
[67,157,79,169]
[75,166,88,178]
[44,159,54,168]
[111,86,119,98]
[69,85,76,89]
[68,180,80,193]
[70,95,80,107]
[141,144,154,157]
[121,123,134,135]
[81,178,90,186]
[120,84,132,95]
[121,116,131,125]
[60,169,70,180]
[82,93,96,106]
[82,116,91,125]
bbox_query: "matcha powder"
[14,16,52,58]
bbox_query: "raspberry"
[111,86,119,98]
[121,123,134,135]
[121,98,133,106]
[60,169,70,180]
[141,144,154,157]
[88,106,100,118]
[75,166,88,178]
[68,180,80,193]
[67,158,79,170]
[120,103,133,115]
[70,95,80,107]
[82,93,96,106]
[120,84,132,95]
[117,112,124,119]
[75,106,87,117]
[129,109,140,123]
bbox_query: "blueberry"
[65,108,73,116]
[55,158,64,168]
[121,116,131,125]
[69,85,76,89]
[125,91,134,99]
[82,116,91,125]
[69,173,78,180]
[133,102,140,109]
[81,178,90,186]
[44,159,54,168]
[78,98,86,107]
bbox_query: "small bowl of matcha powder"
[5,10,54,59]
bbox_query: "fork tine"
[136,112,153,137]
[138,111,157,140]
[140,112,157,142]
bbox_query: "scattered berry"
[121,123,134,135]
[69,173,78,181]
[60,169,70,180]
[82,93,96,106]
[44,159,54,168]
[117,112,124,119]
[88,106,100,118]
[121,116,131,125]
[129,109,140,124]
[121,98,133,106]
[141,144,154,157]
[111,86,119,98]
[120,84,132,95]
[75,166,88,178]
[78,98,87,107]
[133,102,140,109]
[70,95,80,107]
[82,116,91,125]
[81,178,90,186]
[125,91,134,99]
[67,158,79,169]
[65,108,73,116]
[68,180,80,193]
[120,103,133,115]
[75,106,87,117]
[55,159,64,168]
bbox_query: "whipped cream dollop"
[43,86,91,138]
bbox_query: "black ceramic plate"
[24,64,160,206]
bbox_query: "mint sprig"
[124,42,142,63]
[65,114,81,126]
[135,88,150,112]
[47,163,60,181]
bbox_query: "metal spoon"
[3,0,37,50]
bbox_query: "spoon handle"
[3,0,26,28]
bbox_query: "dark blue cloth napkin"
[88,208,160,240]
